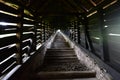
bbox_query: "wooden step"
[47,48,74,51]
[44,58,78,63]
[45,56,78,60]
[45,54,76,57]
[35,71,96,79]
[46,50,75,55]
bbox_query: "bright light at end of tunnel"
[109,33,120,36]
[57,29,61,32]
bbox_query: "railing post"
[16,6,24,64]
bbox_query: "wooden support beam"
[5,0,35,15]
[75,21,78,42]
[77,17,81,44]
[65,0,81,13]
[88,0,97,6]
[88,0,117,15]
[84,19,89,49]
[97,9,109,61]
[43,22,46,42]
[82,14,94,52]
[72,21,75,41]
[16,6,24,64]
[33,15,38,52]
[70,0,88,12]
[70,22,73,40]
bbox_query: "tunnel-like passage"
[0,0,120,80]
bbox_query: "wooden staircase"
[34,33,97,80]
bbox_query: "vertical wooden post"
[39,17,42,43]
[33,15,38,52]
[82,14,94,53]
[16,7,24,64]
[71,21,74,40]
[73,21,75,41]
[84,17,89,49]
[98,9,109,61]
[46,24,49,39]
[43,22,46,42]
[75,21,78,42]
[77,16,81,44]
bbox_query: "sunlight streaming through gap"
[0,22,17,26]
[0,33,16,38]
[109,33,120,36]
[0,10,18,17]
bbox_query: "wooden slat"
[0,2,18,14]
[22,41,31,49]
[22,47,29,54]
[0,26,17,34]
[0,58,16,74]
[22,27,34,32]
[0,30,17,35]
[23,14,34,20]
[23,19,34,24]
[0,36,17,47]
[22,33,34,40]
[0,46,16,62]
[0,13,19,23]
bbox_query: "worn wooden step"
[45,53,76,56]
[45,56,78,60]
[47,48,74,51]
[35,71,96,79]
[44,57,78,62]
[46,50,75,55]
[43,59,79,64]
[45,54,76,57]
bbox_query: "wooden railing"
[0,2,53,79]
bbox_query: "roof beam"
[71,0,88,12]
[62,0,79,13]
[37,12,83,16]
[37,0,51,13]
[65,0,83,12]
[88,0,96,6]
[33,0,49,12]
[88,0,118,15]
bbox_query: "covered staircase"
[34,32,97,80]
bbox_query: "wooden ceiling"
[2,0,117,29]
[26,0,104,16]
[23,0,117,15]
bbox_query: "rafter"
[71,0,88,12]
[87,0,117,15]
[34,0,49,11]
[89,0,97,6]
[66,0,83,13]
[37,0,51,13]
[62,0,79,13]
